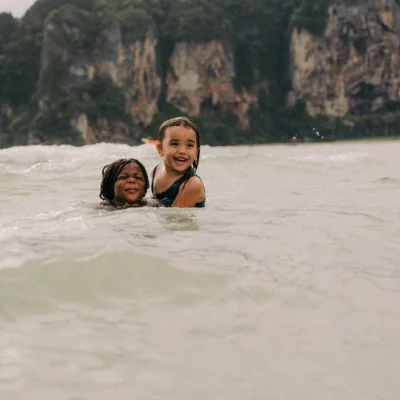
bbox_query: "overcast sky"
[0,0,35,17]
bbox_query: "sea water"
[0,141,399,400]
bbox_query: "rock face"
[37,4,161,142]
[289,0,400,117]
[94,21,161,127]
[17,0,400,146]
[36,6,259,143]
[113,33,161,127]
[72,113,138,144]
[166,41,258,129]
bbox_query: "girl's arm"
[173,176,205,208]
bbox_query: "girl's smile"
[113,163,146,203]
[156,125,198,174]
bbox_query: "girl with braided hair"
[152,116,205,208]
[100,158,154,207]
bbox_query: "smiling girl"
[99,158,150,207]
[151,117,205,208]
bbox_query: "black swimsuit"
[151,165,205,208]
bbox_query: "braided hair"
[157,116,201,179]
[100,158,149,201]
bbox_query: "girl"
[100,158,151,207]
[152,116,205,208]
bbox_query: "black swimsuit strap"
[151,165,159,195]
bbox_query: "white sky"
[0,0,35,17]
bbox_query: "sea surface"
[0,140,399,400]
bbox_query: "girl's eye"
[170,141,179,146]
[117,175,127,180]
[187,143,194,148]
[135,175,143,181]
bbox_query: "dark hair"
[100,158,149,201]
[158,116,201,176]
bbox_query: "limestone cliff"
[4,0,400,148]
[35,4,161,143]
[33,5,259,144]
[95,24,161,127]
[71,113,139,144]
[289,0,400,117]
[166,41,258,129]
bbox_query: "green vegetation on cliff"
[1,0,399,148]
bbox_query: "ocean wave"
[287,151,370,165]
[0,249,227,318]
[0,143,160,166]
[0,142,375,169]
[373,177,399,184]
[0,143,276,165]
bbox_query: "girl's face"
[156,125,198,173]
[113,163,146,203]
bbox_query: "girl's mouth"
[174,157,188,164]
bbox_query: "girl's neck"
[162,163,186,178]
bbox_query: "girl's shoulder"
[182,174,204,192]
[185,171,204,186]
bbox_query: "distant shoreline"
[339,135,400,143]
[1,134,400,150]
[281,135,400,146]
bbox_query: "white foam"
[288,151,370,164]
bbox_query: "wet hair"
[100,158,149,201]
[157,116,201,176]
